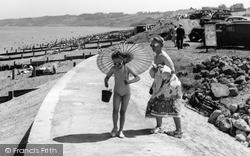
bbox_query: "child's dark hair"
[111,51,123,60]
[111,50,133,64]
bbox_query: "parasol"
[96,43,153,75]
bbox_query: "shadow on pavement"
[123,128,152,138]
[53,128,152,143]
[53,132,111,143]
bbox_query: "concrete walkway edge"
[28,58,91,143]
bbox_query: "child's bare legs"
[156,117,163,127]
[151,117,164,134]
[173,117,182,132]
[112,93,122,133]
[118,93,131,134]
[112,92,131,138]
[165,116,182,139]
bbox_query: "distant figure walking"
[171,25,177,47]
[104,51,140,138]
[176,24,185,50]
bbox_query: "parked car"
[188,27,205,42]
[200,11,232,27]
[189,9,212,20]
[217,21,250,49]
[225,16,250,22]
[216,16,250,30]
[189,10,232,42]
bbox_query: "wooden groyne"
[0,37,123,61]
[0,88,37,104]
[0,28,135,73]
[0,52,94,72]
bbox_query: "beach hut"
[136,23,156,33]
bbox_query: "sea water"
[0,26,130,53]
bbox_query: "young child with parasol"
[97,44,153,138]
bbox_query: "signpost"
[204,24,217,52]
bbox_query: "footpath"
[26,55,187,156]
[26,55,250,156]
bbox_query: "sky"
[0,0,249,20]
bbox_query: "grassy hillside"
[0,10,192,27]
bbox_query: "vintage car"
[217,21,250,49]
[216,16,250,30]
[188,27,205,42]
[189,11,232,42]
[189,9,212,20]
[200,10,232,27]
[225,16,250,22]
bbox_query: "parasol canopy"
[96,43,153,75]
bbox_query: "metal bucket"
[102,89,112,102]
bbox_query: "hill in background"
[0,10,192,27]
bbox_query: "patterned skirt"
[145,95,181,118]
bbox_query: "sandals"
[165,130,183,139]
[118,131,125,138]
[151,126,165,134]
[111,129,125,138]
[110,129,117,137]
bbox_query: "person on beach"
[176,24,185,50]
[171,25,177,47]
[104,51,140,138]
[146,35,183,138]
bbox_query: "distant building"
[201,7,219,10]
[218,4,228,10]
[230,3,246,12]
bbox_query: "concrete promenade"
[26,55,190,156]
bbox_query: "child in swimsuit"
[104,51,140,138]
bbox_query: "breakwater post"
[32,67,36,77]
[12,69,15,80]
[8,91,14,100]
